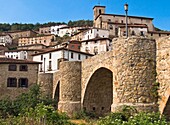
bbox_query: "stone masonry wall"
[156,36,170,118]
[38,73,53,98]
[111,37,158,112]
[58,61,81,116]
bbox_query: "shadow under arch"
[163,95,170,121]
[83,67,113,116]
[54,81,60,109]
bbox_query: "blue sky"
[0,0,170,31]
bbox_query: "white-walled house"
[32,48,93,73]
[82,28,109,40]
[50,25,68,35]
[81,37,112,55]
[5,49,45,60]
[0,34,12,46]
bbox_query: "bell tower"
[93,6,105,27]
[93,6,105,20]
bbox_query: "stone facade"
[0,58,40,99]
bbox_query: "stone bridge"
[39,37,170,118]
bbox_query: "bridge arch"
[82,67,113,116]
[54,81,60,109]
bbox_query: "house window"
[49,53,52,59]
[48,61,52,71]
[9,64,17,71]
[19,65,28,71]
[78,46,80,49]
[41,55,43,60]
[121,20,124,23]
[71,45,74,48]
[7,77,17,87]
[78,54,81,60]
[18,78,28,88]
[140,31,144,36]
[159,33,161,37]
[131,30,135,35]
[94,46,98,55]
[71,52,74,59]
[86,56,88,59]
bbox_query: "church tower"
[93,6,105,27]
[93,6,105,20]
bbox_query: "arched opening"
[54,81,60,109]
[163,96,170,121]
[83,67,113,116]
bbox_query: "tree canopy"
[0,20,93,32]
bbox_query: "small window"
[41,55,43,60]
[71,52,74,59]
[7,77,17,87]
[19,65,28,71]
[49,53,52,59]
[9,64,17,71]
[159,33,161,37]
[71,45,74,48]
[48,61,52,70]
[140,31,144,36]
[78,54,81,60]
[151,33,153,36]
[78,46,80,49]
[121,20,124,23]
[18,78,28,88]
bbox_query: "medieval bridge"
[39,37,170,118]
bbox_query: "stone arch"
[54,81,60,109]
[82,67,113,116]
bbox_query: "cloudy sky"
[0,0,169,30]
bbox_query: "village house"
[17,44,47,50]
[5,49,46,60]
[81,37,112,55]
[18,34,56,46]
[0,57,41,99]
[0,34,13,46]
[118,24,148,37]
[50,25,68,35]
[32,48,93,73]
[7,30,37,39]
[39,26,51,35]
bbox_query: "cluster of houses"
[0,5,170,98]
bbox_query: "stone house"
[0,34,13,46]
[18,34,56,46]
[39,26,51,35]
[32,48,93,73]
[0,57,41,99]
[17,44,47,50]
[7,30,37,39]
[81,37,112,55]
[118,24,148,37]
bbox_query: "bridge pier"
[58,61,81,116]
